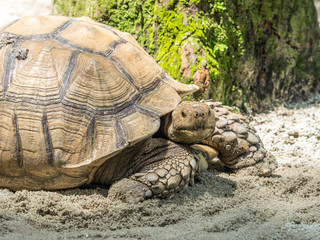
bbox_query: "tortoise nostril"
[194,112,205,118]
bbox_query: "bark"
[53,0,320,112]
[230,0,320,111]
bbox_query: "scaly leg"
[105,138,205,203]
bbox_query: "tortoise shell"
[0,16,194,189]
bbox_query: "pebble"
[288,131,299,138]
[254,152,265,161]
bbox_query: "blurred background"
[1,1,320,25]
[316,0,320,21]
[0,0,51,25]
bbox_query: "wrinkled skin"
[161,101,216,144]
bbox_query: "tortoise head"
[162,101,215,144]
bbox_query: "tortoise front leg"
[106,138,202,203]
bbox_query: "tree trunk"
[230,0,320,111]
[53,0,320,112]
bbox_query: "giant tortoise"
[0,16,276,202]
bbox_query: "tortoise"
[0,16,276,203]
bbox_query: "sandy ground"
[0,99,319,240]
[0,1,320,240]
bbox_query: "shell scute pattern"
[0,16,181,188]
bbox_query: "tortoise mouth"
[173,124,214,131]
[168,127,215,144]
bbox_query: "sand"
[0,1,319,239]
[0,97,319,240]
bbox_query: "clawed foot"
[234,152,278,177]
[107,154,199,203]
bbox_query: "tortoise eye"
[181,111,187,118]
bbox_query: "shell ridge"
[77,19,127,44]
[141,76,162,94]
[115,116,128,149]
[4,96,61,106]
[60,94,140,116]
[12,112,23,168]
[19,34,50,41]
[52,36,112,58]
[3,42,17,97]
[105,38,127,56]
[53,35,128,60]
[135,104,160,119]
[0,18,20,33]
[50,19,75,37]
[42,112,55,166]
[109,56,140,93]
[60,51,80,100]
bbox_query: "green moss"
[53,0,244,105]
[53,0,320,111]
